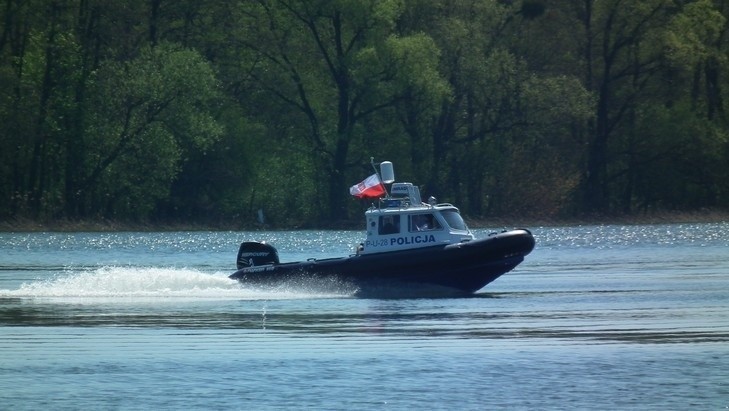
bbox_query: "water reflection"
[2,292,727,346]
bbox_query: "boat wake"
[0,266,355,302]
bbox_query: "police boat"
[229,161,535,296]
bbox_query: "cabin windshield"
[441,209,468,231]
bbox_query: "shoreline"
[1,210,727,232]
[468,209,729,229]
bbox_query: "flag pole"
[370,157,389,198]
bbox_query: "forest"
[1,0,728,228]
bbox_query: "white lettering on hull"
[391,234,436,246]
[243,266,275,273]
[365,234,437,249]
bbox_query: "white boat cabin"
[358,182,475,255]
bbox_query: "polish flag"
[349,174,386,198]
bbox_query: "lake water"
[1,224,728,410]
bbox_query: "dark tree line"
[1,0,728,227]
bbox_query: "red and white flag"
[349,173,386,198]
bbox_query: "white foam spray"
[2,266,352,302]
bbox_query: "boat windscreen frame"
[439,208,469,231]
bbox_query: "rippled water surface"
[1,224,728,410]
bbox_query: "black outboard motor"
[236,242,280,269]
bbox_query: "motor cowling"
[236,242,280,269]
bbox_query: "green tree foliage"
[397,1,592,218]
[0,1,222,222]
[233,0,449,224]
[1,0,728,226]
[81,42,222,218]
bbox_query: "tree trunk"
[29,1,60,217]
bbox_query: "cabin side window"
[409,213,441,232]
[378,215,400,235]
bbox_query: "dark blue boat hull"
[229,229,535,296]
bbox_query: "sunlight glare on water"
[1,223,728,409]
